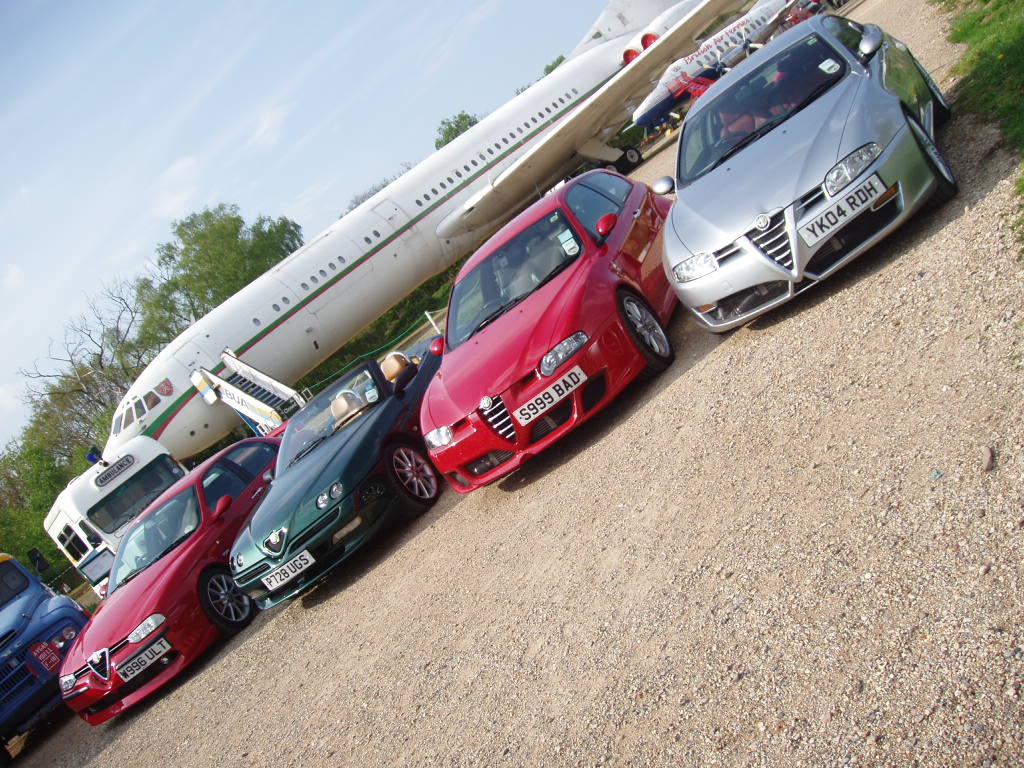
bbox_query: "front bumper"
[427,318,647,493]
[61,626,211,726]
[232,491,393,610]
[669,123,937,331]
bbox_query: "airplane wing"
[436,0,745,240]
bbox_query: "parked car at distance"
[59,437,278,725]
[421,170,677,493]
[230,350,442,609]
[0,555,89,763]
[654,14,956,331]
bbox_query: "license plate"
[261,549,314,590]
[29,642,61,674]
[799,174,886,247]
[513,366,587,426]
[117,637,171,683]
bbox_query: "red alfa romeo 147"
[421,170,677,492]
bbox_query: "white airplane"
[631,0,793,130]
[104,0,744,461]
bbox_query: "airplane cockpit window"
[134,399,146,418]
[123,408,135,429]
[144,391,160,409]
[112,413,123,436]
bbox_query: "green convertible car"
[229,347,442,608]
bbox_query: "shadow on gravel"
[494,310,727,495]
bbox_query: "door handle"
[632,208,643,219]
[251,486,265,500]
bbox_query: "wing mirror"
[595,213,618,244]
[858,24,883,62]
[652,176,676,196]
[262,468,274,484]
[213,495,233,520]
[393,362,419,394]
[429,336,444,356]
[97,582,108,600]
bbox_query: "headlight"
[128,613,165,644]
[824,143,882,197]
[672,252,718,283]
[539,332,589,377]
[49,625,78,650]
[59,674,77,693]
[316,482,344,510]
[424,425,453,450]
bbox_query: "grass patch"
[936,0,1024,250]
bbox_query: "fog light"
[332,516,362,545]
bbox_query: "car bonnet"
[669,70,864,255]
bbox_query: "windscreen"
[109,487,200,592]
[86,455,186,534]
[447,210,582,349]
[279,366,382,471]
[678,33,848,183]
[0,561,29,608]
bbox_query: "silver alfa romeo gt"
[653,14,957,331]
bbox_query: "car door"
[200,441,279,554]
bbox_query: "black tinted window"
[581,173,632,206]
[201,463,248,508]
[566,185,621,239]
[225,442,277,478]
[0,561,29,607]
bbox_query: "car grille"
[0,649,33,706]
[288,509,341,554]
[235,562,271,583]
[747,212,793,270]
[466,450,515,476]
[480,396,516,442]
[804,195,901,277]
[713,241,742,265]
[794,184,826,220]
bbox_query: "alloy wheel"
[622,295,670,358]
[392,446,439,500]
[207,572,251,623]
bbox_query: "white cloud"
[151,155,201,219]
[3,265,21,290]
[246,104,292,149]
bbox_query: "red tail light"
[640,32,660,49]
[623,48,640,65]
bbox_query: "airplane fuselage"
[105,0,712,461]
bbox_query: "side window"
[59,525,89,560]
[823,16,864,56]
[581,173,633,206]
[200,462,248,509]
[566,185,621,239]
[225,442,278,478]
[143,390,161,409]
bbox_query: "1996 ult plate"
[117,637,172,683]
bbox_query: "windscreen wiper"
[471,293,530,337]
[710,117,785,170]
[288,435,328,467]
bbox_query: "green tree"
[434,111,480,150]
[135,204,303,348]
[543,55,565,75]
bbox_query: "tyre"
[616,146,643,173]
[385,441,441,519]
[914,57,951,126]
[617,290,674,380]
[907,114,957,209]
[199,567,255,635]
[0,741,11,766]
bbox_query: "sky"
[0,0,607,448]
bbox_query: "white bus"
[44,436,186,593]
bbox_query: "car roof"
[687,15,831,120]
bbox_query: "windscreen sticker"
[365,387,379,403]
[557,230,579,256]
[819,58,841,74]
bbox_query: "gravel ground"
[19,1,1023,765]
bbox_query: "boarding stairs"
[190,349,307,436]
